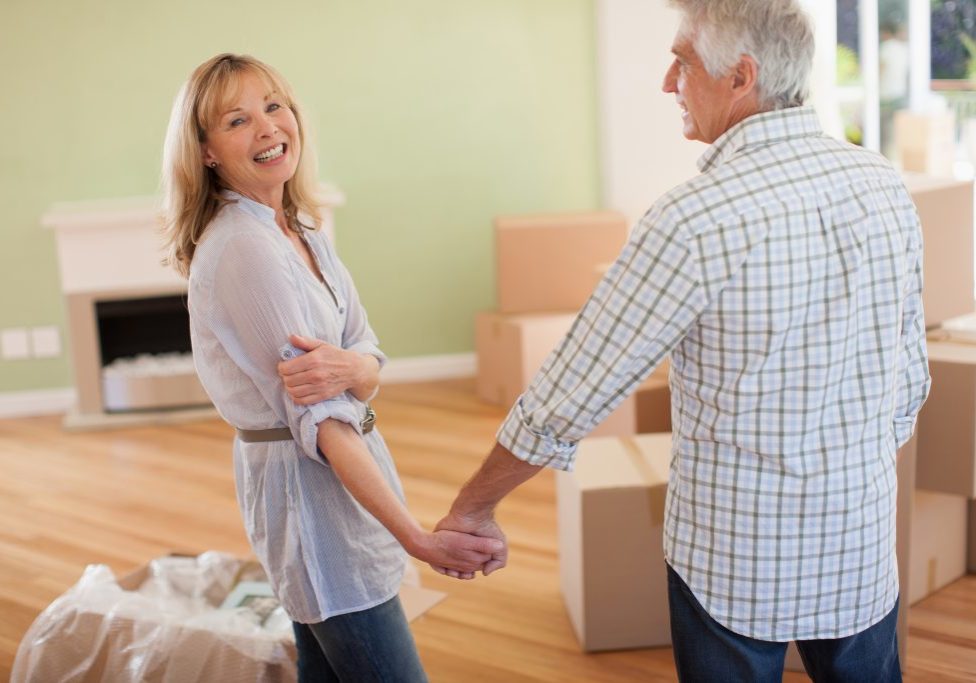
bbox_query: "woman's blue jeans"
[293,596,428,683]
[667,564,901,682]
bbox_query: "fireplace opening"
[96,295,191,365]
[95,294,210,412]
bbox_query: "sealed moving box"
[557,433,672,651]
[909,490,968,604]
[494,211,629,314]
[902,173,975,328]
[915,340,976,498]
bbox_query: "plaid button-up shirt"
[498,106,930,640]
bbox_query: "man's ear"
[731,54,759,102]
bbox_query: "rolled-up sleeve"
[893,229,931,447]
[210,231,366,460]
[497,208,707,470]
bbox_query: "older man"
[435,0,930,680]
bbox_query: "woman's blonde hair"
[161,53,323,277]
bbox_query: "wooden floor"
[1,379,974,682]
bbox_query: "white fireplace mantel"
[42,184,344,296]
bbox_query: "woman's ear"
[201,144,217,168]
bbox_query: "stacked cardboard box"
[895,112,956,178]
[914,338,976,595]
[902,173,975,328]
[900,173,975,602]
[475,211,672,436]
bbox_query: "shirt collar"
[221,189,278,224]
[696,106,823,173]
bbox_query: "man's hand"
[432,510,508,579]
[277,334,379,403]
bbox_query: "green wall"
[0,0,599,392]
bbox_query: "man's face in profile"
[662,28,739,144]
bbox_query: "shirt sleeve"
[496,207,708,471]
[209,230,367,461]
[892,226,931,447]
[333,254,387,369]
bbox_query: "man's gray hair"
[669,0,815,110]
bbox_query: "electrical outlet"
[30,326,61,358]
[1,328,30,360]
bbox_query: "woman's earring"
[209,161,218,169]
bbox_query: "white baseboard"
[381,352,476,384]
[0,387,76,419]
[0,354,476,418]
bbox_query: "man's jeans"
[293,596,428,683]
[667,564,901,683]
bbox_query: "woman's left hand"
[277,334,379,404]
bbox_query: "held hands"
[277,334,379,403]
[410,529,505,581]
[430,509,508,580]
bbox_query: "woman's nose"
[257,113,277,136]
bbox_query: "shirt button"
[339,307,345,314]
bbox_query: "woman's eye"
[267,102,281,113]
[230,117,245,127]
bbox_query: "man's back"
[654,106,928,641]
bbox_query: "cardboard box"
[915,340,976,497]
[475,311,576,407]
[896,112,956,178]
[636,374,671,433]
[495,211,629,314]
[12,554,444,683]
[902,173,975,328]
[969,499,976,574]
[557,433,672,651]
[909,490,968,604]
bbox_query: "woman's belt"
[236,404,376,443]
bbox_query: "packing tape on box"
[620,438,666,526]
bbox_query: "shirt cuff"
[297,397,365,461]
[893,415,917,449]
[496,397,579,472]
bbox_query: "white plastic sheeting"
[11,552,297,683]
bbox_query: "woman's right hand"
[277,334,379,403]
[409,530,503,580]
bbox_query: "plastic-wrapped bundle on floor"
[11,552,297,683]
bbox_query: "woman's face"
[202,70,300,204]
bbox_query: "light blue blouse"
[188,191,406,623]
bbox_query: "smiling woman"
[159,54,502,683]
